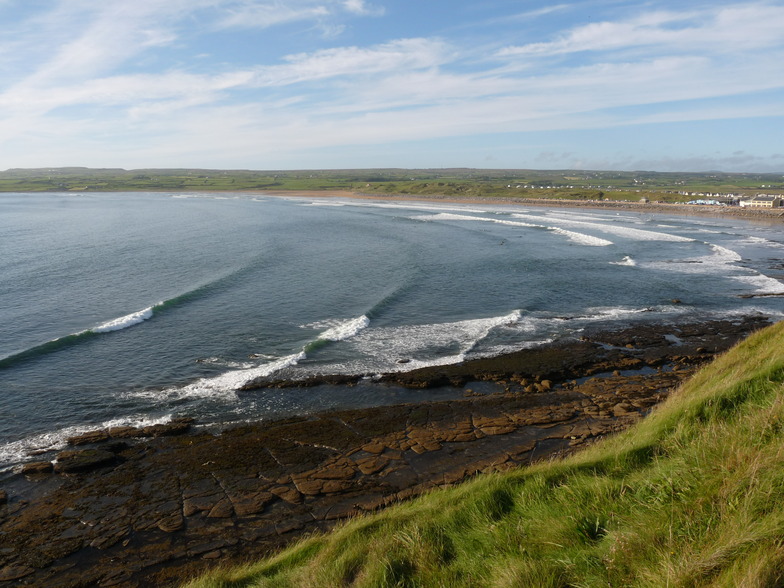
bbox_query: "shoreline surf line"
[260,190,784,222]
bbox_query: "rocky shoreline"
[0,314,775,587]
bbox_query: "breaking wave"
[126,316,371,403]
[92,306,156,333]
[512,213,695,242]
[415,212,612,246]
[610,256,637,266]
[0,261,264,369]
[0,304,160,369]
[0,414,175,472]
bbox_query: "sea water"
[1,192,783,472]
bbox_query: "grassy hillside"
[184,320,784,588]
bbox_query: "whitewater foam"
[416,213,612,246]
[130,351,308,404]
[610,256,637,266]
[577,305,687,322]
[639,241,746,276]
[548,227,613,247]
[731,274,784,294]
[0,414,174,470]
[302,201,347,207]
[708,244,743,263]
[0,303,161,367]
[353,201,489,215]
[91,305,157,333]
[735,236,784,248]
[307,315,370,342]
[513,213,695,242]
[126,316,371,404]
[337,310,523,374]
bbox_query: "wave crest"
[417,213,612,246]
[92,306,157,333]
[610,256,637,266]
[308,315,371,342]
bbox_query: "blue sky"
[1,0,783,172]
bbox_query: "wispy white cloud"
[498,3,784,57]
[250,38,449,87]
[216,2,330,30]
[506,4,572,22]
[214,0,383,30]
[342,0,384,16]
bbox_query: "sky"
[0,0,783,172]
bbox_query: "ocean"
[2,191,783,473]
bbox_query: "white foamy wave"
[708,244,742,263]
[356,201,489,214]
[348,310,522,373]
[640,242,744,275]
[411,212,498,223]
[302,201,347,207]
[513,213,694,242]
[550,210,642,224]
[130,352,307,403]
[736,236,784,248]
[731,274,784,294]
[549,227,613,247]
[416,213,612,246]
[309,315,370,342]
[578,305,687,322]
[610,256,637,266]
[91,305,157,333]
[199,357,257,369]
[0,414,174,470]
[128,316,368,404]
[705,308,784,322]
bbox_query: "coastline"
[0,314,774,586]
[261,189,784,222]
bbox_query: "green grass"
[182,320,784,588]
[2,167,782,201]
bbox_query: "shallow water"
[1,192,783,470]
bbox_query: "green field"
[2,167,783,203]
[183,320,784,587]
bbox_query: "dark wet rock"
[21,461,54,475]
[103,440,130,453]
[67,430,111,446]
[141,417,195,437]
[241,373,360,391]
[0,565,34,581]
[108,425,141,439]
[0,490,6,505]
[270,485,302,505]
[54,448,117,474]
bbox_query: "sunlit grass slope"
[184,320,784,588]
